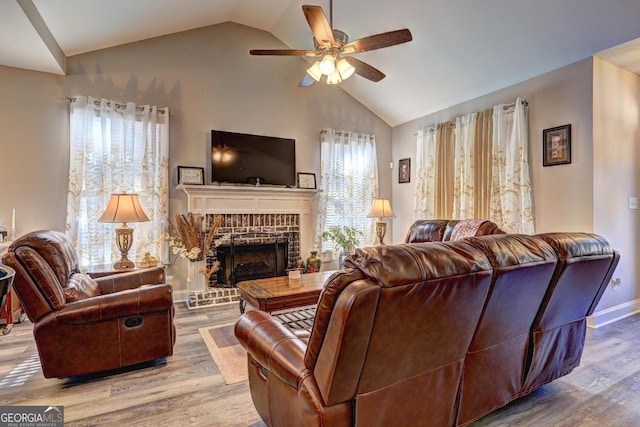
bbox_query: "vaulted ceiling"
[2,0,640,126]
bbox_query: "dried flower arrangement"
[166,213,223,271]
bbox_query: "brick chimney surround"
[177,184,320,308]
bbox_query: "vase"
[188,259,207,293]
[306,250,321,272]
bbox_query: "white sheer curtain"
[413,97,534,233]
[315,129,379,249]
[491,97,534,233]
[453,113,477,218]
[413,127,437,219]
[66,96,169,269]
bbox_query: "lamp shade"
[368,198,395,218]
[98,193,150,223]
[306,61,323,82]
[319,54,336,75]
[336,58,355,80]
[326,69,343,85]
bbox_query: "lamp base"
[375,220,387,245]
[114,223,135,270]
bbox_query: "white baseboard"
[587,299,640,328]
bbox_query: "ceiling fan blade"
[298,73,317,87]
[302,5,335,48]
[342,29,412,54]
[344,57,386,82]
[250,49,317,56]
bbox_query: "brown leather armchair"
[2,230,176,378]
[404,218,504,243]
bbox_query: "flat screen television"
[211,130,296,186]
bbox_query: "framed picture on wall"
[297,172,317,189]
[543,124,571,166]
[399,158,411,183]
[178,166,205,185]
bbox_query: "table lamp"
[368,198,395,245]
[98,193,150,270]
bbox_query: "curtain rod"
[503,99,528,109]
[412,98,527,136]
[66,96,168,115]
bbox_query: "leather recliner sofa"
[2,230,176,378]
[235,232,618,426]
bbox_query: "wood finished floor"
[1,303,639,426]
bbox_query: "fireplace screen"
[214,233,290,286]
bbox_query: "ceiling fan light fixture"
[319,54,336,75]
[326,69,342,85]
[306,61,323,81]
[336,58,355,80]
[250,5,412,86]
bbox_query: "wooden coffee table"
[237,270,337,314]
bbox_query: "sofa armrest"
[235,310,309,389]
[94,266,166,294]
[55,283,173,324]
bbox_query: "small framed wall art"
[543,124,571,166]
[178,166,205,185]
[399,158,411,183]
[297,172,317,189]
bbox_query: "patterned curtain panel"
[453,113,477,219]
[315,129,379,249]
[66,96,169,269]
[413,97,534,234]
[413,128,436,220]
[490,98,534,234]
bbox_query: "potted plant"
[322,225,363,266]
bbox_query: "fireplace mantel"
[177,184,321,258]
[177,184,320,213]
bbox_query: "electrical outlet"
[611,277,622,291]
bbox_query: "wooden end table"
[237,270,337,314]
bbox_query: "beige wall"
[593,57,640,315]
[0,66,68,235]
[0,22,392,288]
[392,58,595,243]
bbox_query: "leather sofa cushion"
[9,230,78,286]
[64,273,102,302]
[404,219,449,243]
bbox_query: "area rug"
[199,323,248,385]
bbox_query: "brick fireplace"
[207,213,300,287]
[178,184,319,307]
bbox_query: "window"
[316,129,379,251]
[67,96,169,268]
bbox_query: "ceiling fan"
[249,2,412,86]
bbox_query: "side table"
[1,241,25,335]
[85,263,163,278]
